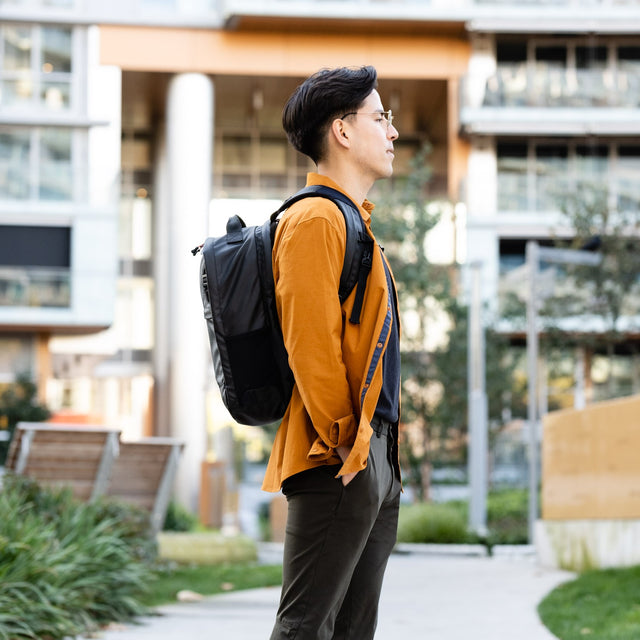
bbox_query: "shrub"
[0,375,50,465]
[0,475,155,640]
[396,501,475,544]
[486,489,528,545]
[163,500,199,532]
[396,489,529,547]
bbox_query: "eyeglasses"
[341,109,394,129]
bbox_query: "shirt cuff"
[307,414,356,461]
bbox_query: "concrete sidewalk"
[94,550,573,640]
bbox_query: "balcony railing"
[0,267,71,308]
[475,0,640,5]
[497,173,640,213]
[473,67,640,109]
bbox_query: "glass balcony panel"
[534,145,568,210]
[41,26,72,73]
[0,268,71,308]
[483,66,633,108]
[497,142,528,210]
[39,128,72,200]
[3,26,32,73]
[497,172,529,211]
[615,146,640,211]
[484,65,528,106]
[43,0,75,7]
[575,144,609,176]
[531,65,567,107]
[616,180,640,212]
[0,130,30,199]
[617,48,640,107]
[571,69,611,107]
[474,0,640,4]
[535,175,571,211]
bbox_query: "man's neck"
[315,160,373,206]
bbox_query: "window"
[0,225,71,308]
[492,42,528,107]
[575,46,608,70]
[617,46,640,107]
[616,146,640,212]
[496,141,624,213]
[575,145,609,179]
[0,336,34,381]
[39,128,72,200]
[497,142,528,211]
[0,126,73,201]
[533,45,567,105]
[0,24,73,111]
[497,42,527,65]
[535,145,569,211]
[0,129,30,199]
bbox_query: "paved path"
[93,550,573,640]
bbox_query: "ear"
[328,117,351,150]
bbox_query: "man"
[263,66,402,640]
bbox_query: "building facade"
[2,0,639,505]
[0,2,120,403]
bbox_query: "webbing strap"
[349,243,372,325]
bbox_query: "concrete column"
[153,125,171,440]
[163,73,213,510]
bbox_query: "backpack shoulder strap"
[271,185,373,325]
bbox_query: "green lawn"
[143,563,283,607]
[539,565,640,639]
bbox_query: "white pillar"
[153,127,171,440]
[165,73,213,510]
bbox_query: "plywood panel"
[542,395,640,519]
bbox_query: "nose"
[387,123,399,141]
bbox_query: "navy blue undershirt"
[374,253,400,424]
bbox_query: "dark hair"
[282,66,378,164]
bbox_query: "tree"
[375,145,526,500]
[544,181,640,399]
[373,144,449,499]
[0,374,50,465]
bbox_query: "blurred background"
[1,0,639,545]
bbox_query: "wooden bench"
[5,422,121,502]
[6,423,185,535]
[106,438,184,534]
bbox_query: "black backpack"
[192,185,373,426]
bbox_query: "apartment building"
[460,2,640,404]
[0,3,120,400]
[2,0,639,504]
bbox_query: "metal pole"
[468,261,488,536]
[525,241,539,543]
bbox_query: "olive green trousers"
[270,421,401,640]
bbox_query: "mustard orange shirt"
[262,173,400,492]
